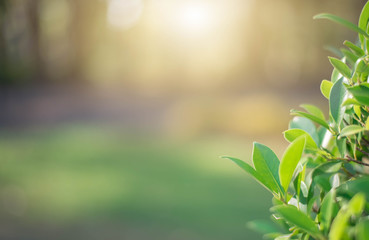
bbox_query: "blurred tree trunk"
[27,0,44,82]
[0,0,8,83]
[70,0,88,81]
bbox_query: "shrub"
[224,2,369,240]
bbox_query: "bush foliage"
[224,2,369,240]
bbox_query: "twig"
[326,156,369,167]
[362,137,369,146]
[345,155,369,167]
[356,147,369,157]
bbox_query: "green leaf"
[358,1,369,48]
[252,143,283,195]
[356,219,369,240]
[317,127,329,147]
[343,40,365,57]
[354,105,362,120]
[307,195,319,215]
[222,156,270,191]
[330,193,366,240]
[348,192,365,215]
[366,118,369,130]
[336,137,347,158]
[340,125,365,137]
[279,136,306,192]
[337,177,369,201]
[318,190,335,233]
[223,143,288,196]
[341,48,359,66]
[320,80,333,99]
[289,117,320,145]
[294,164,307,205]
[314,174,332,192]
[331,68,341,83]
[311,161,342,191]
[283,129,317,150]
[347,83,369,106]
[291,110,330,130]
[314,13,369,39]
[300,104,326,121]
[324,45,344,58]
[329,204,351,240]
[312,161,342,175]
[329,78,346,124]
[271,205,321,237]
[342,98,361,106]
[328,57,352,79]
[353,58,369,74]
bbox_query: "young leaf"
[329,78,346,124]
[343,40,365,57]
[300,104,326,121]
[348,192,365,215]
[314,13,369,39]
[329,203,351,240]
[312,161,342,181]
[329,193,365,240]
[358,1,369,48]
[222,156,275,194]
[366,117,369,130]
[356,219,369,240]
[347,83,369,106]
[294,164,307,205]
[337,177,369,201]
[271,205,321,238]
[336,137,347,158]
[252,143,283,195]
[354,105,362,120]
[353,58,369,74]
[320,80,333,99]
[279,136,306,192]
[324,45,344,58]
[291,110,330,130]
[342,98,361,106]
[328,57,352,79]
[340,125,365,137]
[319,190,335,234]
[331,68,341,83]
[341,48,358,66]
[289,117,320,145]
[283,129,318,150]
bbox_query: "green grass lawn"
[0,125,274,240]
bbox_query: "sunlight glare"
[176,2,215,36]
[107,0,143,30]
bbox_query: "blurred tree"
[27,0,43,82]
[0,0,8,83]
[0,0,367,87]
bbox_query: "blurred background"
[0,0,367,239]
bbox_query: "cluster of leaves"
[224,2,369,240]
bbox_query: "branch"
[344,155,369,167]
[356,147,369,157]
[326,156,369,167]
[362,137,369,146]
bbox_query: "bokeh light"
[107,0,143,30]
[175,1,216,36]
